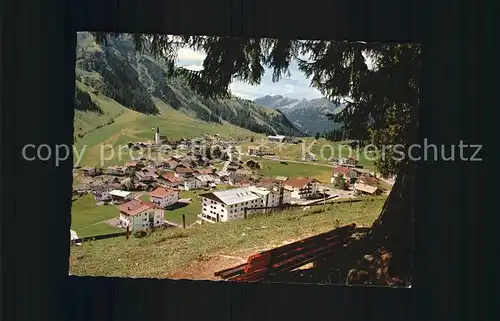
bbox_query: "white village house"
[339,157,358,167]
[149,187,179,208]
[283,178,320,200]
[91,185,116,201]
[247,146,261,156]
[184,177,202,191]
[303,152,317,161]
[330,166,358,184]
[109,190,133,204]
[194,174,213,188]
[248,185,292,208]
[118,199,164,231]
[70,230,82,246]
[267,135,286,143]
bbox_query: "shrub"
[333,174,349,190]
[311,208,325,214]
[133,229,148,238]
[166,231,189,239]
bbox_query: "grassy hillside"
[70,197,386,279]
[73,94,265,166]
[74,82,125,139]
[255,159,333,182]
[71,194,123,237]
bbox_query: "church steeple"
[154,125,160,144]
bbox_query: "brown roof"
[357,176,378,185]
[196,168,213,175]
[150,187,178,198]
[175,167,193,173]
[119,200,154,216]
[125,162,138,167]
[235,169,253,175]
[284,177,317,189]
[354,183,380,194]
[258,177,276,184]
[332,166,353,175]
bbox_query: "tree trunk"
[314,162,415,285]
[367,161,414,282]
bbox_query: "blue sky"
[176,47,324,100]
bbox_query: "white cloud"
[175,46,325,101]
[177,47,206,62]
[183,65,204,71]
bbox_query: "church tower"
[155,125,160,144]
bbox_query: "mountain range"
[74,32,302,141]
[254,95,344,135]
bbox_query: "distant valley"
[254,95,344,135]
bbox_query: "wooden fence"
[71,231,127,244]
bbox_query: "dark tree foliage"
[324,128,345,142]
[333,174,349,190]
[93,33,419,286]
[74,86,102,113]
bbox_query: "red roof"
[163,176,182,184]
[285,177,317,188]
[119,200,154,216]
[162,171,176,178]
[358,176,377,185]
[332,166,352,175]
[150,187,178,198]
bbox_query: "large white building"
[199,186,292,223]
[200,187,264,223]
[118,200,164,231]
[149,187,179,208]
